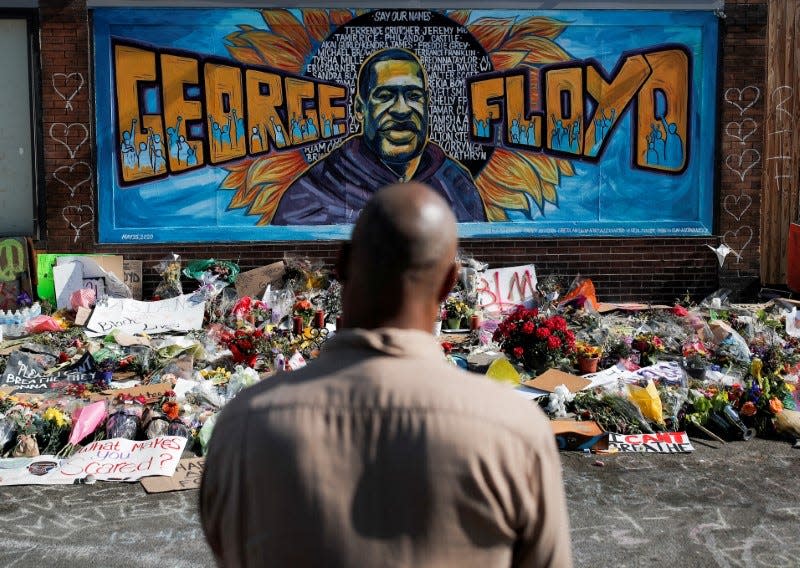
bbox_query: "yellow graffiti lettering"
[160,53,205,171]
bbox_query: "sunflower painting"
[94,8,718,244]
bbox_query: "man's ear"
[335,242,352,282]
[436,261,459,304]
[354,96,364,123]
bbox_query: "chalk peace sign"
[0,238,27,281]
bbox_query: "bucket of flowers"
[493,306,576,375]
[444,296,471,330]
[575,341,603,374]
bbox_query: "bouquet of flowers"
[293,297,315,327]
[493,307,575,373]
[219,328,267,368]
[632,332,665,365]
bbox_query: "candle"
[336,316,343,330]
[292,316,303,335]
[470,314,481,331]
[314,310,325,328]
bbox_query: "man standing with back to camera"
[201,182,572,567]
[271,48,487,225]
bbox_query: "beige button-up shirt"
[201,328,572,567]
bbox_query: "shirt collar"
[322,327,444,360]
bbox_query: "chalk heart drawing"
[48,123,88,160]
[722,226,753,264]
[724,149,761,182]
[725,119,758,145]
[51,72,84,111]
[52,161,92,198]
[723,193,753,222]
[62,205,94,243]
[724,86,761,116]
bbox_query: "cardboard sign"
[477,264,537,313]
[140,457,204,493]
[94,382,172,404]
[235,261,285,299]
[522,368,591,394]
[0,436,187,485]
[0,351,94,393]
[550,420,608,451]
[85,295,205,337]
[123,259,143,300]
[607,431,694,453]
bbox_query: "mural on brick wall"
[93,8,718,243]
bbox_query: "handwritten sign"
[92,382,172,404]
[477,264,537,314]
[140,457,204,493]
[0,351,95,393]
[608,431,694,453]
[85,295,205,337]
[0,436,187,485]
[123,260,143,300]
[235,261,285,299]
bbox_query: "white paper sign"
[85,295,206,337]
[608,431,694,453]
[0,436,187,485]
[477,264,537,314]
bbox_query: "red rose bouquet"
[220,328,267,368]
[493,307,575,373]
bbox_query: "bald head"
[339,182,459,331]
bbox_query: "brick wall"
[35,0,769,303]
[717,0,767,293]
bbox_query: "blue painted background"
[93,8,718,243]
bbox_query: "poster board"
[85,295,205,337]
[0,437,187,485]
[140,457,204,493]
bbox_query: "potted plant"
[575,341,603,374]
[444,296,471,330]
[492,306,576,375]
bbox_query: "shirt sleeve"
[199,404,249,567]
[513,432,574,568]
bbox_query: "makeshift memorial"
[493,307,575,375]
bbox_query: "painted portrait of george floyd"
[271,48,488,225]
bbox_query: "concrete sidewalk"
[0,437,796,567]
